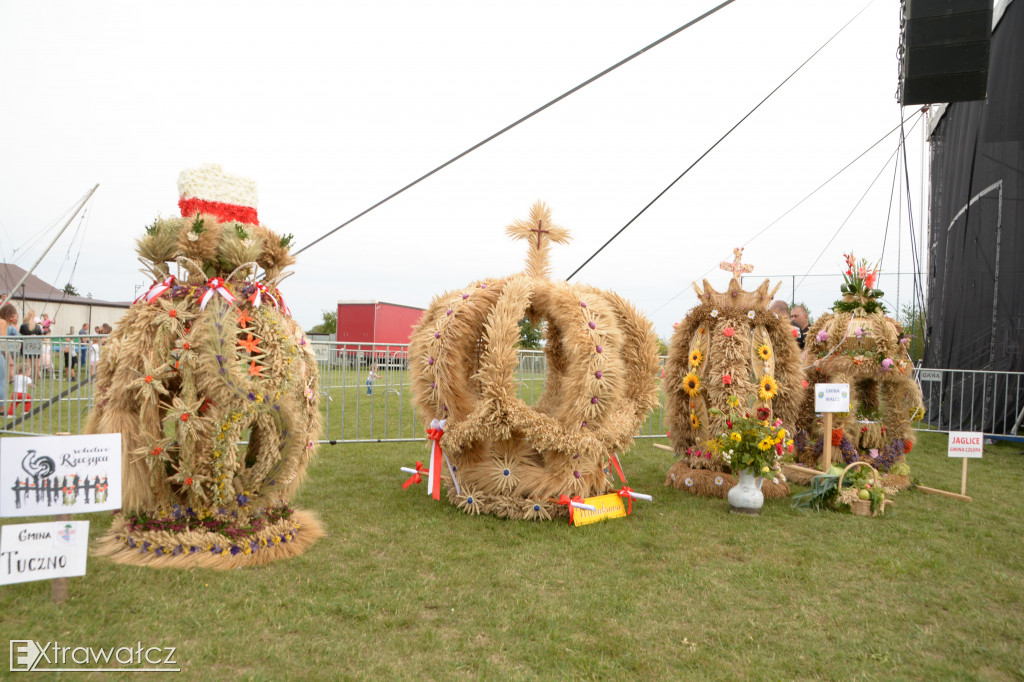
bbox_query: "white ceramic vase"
[728,469,765,515]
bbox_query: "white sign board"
[814,383,850,412]
[0,520,89,585]
[948,431,984,458]
[0,434,121,518]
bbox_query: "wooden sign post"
[949,431,983,497]
[814,384,850,472]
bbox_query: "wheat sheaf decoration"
[663,251,804,500]
[89,164,323,569]
[408,201,661,520]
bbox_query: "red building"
[336,300,424,366]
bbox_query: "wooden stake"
[821,412,833,471]
[51,432,72,603]
[961,457,969,497]
[51,513,70,603]
[917,484,971,502]
[652,443,674,453]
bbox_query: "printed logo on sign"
[10,640,43,672]
[8,640,179,672]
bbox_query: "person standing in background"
[0,303,20,404]
[791,305,811,350]
[19,309,43,381]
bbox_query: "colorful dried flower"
[682,372,701,397]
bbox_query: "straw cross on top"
[719,247,754,280]
[506,201,571,279]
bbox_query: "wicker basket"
[837,461,888,517]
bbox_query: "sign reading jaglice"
[0,434,122,518]
[572,493,627,526]
[814,383,850,412]
[0,520,90,585]
[948,431,984,458]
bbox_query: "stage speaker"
[899,0,992,105]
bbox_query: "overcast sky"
[0,0,927,339]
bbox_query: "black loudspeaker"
[899,0,992,105]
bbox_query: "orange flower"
[168,309,177,318]
[180,413,190,422]
[248,361,264,378]
[239,333,260,354]
[150,446,162,456]
[185,477,193,486]
[144,375,153,383]
[237,309,254,329]
[182,342,190,351]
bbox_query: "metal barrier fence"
[2,337,1019,441]
[915,367,1024,437]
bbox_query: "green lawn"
[1,431,1022,680]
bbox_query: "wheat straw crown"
[408,201,661,520]
[664,255,803,499]
[89,164,322,568]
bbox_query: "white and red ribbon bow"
[199,277,237,310]
[425,418,446,500]
[248,282,279,310]
[134,275,176,304]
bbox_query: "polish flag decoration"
[177,163,259,225]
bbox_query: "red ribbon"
[276,289,291,316]
[617,487,634,515]
[248,282,279,310]
[609,453,627,485]
[402,461,425,489]
[134,275,176,304]
[426,427,444,500]
[557,494,584,524]
[199,277,237,310]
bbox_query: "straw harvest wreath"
[791,254,924,489]
[408,201,660,520]
[90,164,323,568]
[663,250,803,499]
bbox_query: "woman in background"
[0,303,20,405]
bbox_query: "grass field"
[1,431,1022,680]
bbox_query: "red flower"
[182,342,190,350]
[722,374,733,386]
[150,447,162,456]
[756,407,771,421]
[180,413,190,422]
[791,328,799,338]
[168,309,177,318]
[831,429,843,446]
[726,419,733,429]
[723,326,735,338]
[904,439,914,453]
[184,477,193,486]
[801,379,809,389]
[144,375,153,383]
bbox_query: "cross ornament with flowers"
[719,247,754,280]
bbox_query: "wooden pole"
[961,457,968,497]
[917,484,971,502]
[652,443,674,453]
[51,432,72,603]
[821,412,833,471]
[51,513,70,603]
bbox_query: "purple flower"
[854,327,864,339]
[816,330,829,342]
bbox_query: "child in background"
[9,365,32,414]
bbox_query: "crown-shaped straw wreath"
[91,164,323,568]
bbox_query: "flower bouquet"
[710,396,792,480]
[836,253,886,314]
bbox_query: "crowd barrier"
[1,339,1019,442]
